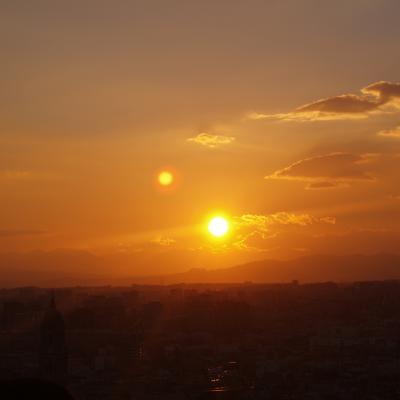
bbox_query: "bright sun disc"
[208,216,229,237]
[158,171,174,186]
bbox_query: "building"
[39,293,68,382]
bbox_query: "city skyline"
[2,3,400,397]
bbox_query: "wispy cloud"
[233,212,335,251]
[187,132,235,148]
[306,181,347,190]
[235,212,335,231]
[151,236,176,246]
[249,81,400,122]
[0,169,58,181]
[378,126,400,138]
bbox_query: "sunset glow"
[1,1,400,283]
[0,0,400,400]
[208,216,229,238]
[3,4,400,397]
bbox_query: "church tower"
[39,292,68,382]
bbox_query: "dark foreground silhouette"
[0,379,74,400]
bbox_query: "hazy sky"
[1,1,400,271]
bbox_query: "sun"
[158,170,174,186]
[208,216,229,238]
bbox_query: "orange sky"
[1,1,400,274]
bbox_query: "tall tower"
[39,292,68,382]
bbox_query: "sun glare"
[158,171,174,186]
[208,216,229,238]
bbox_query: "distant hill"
[0,250,106,287]
[137,253,400,285]
[1,251,400,287]
[0,248,198,287]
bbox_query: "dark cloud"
[363,81,400,101]
[250,81,400,121]
[296,94,380,114]
[266,152,376,187]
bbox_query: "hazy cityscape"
[2,279,400,399]
[3,1,400,398]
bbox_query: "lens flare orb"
[158,171,174,186]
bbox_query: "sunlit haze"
[208,216,229,238]
[1,0,400,285]
[4,4,400,400]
